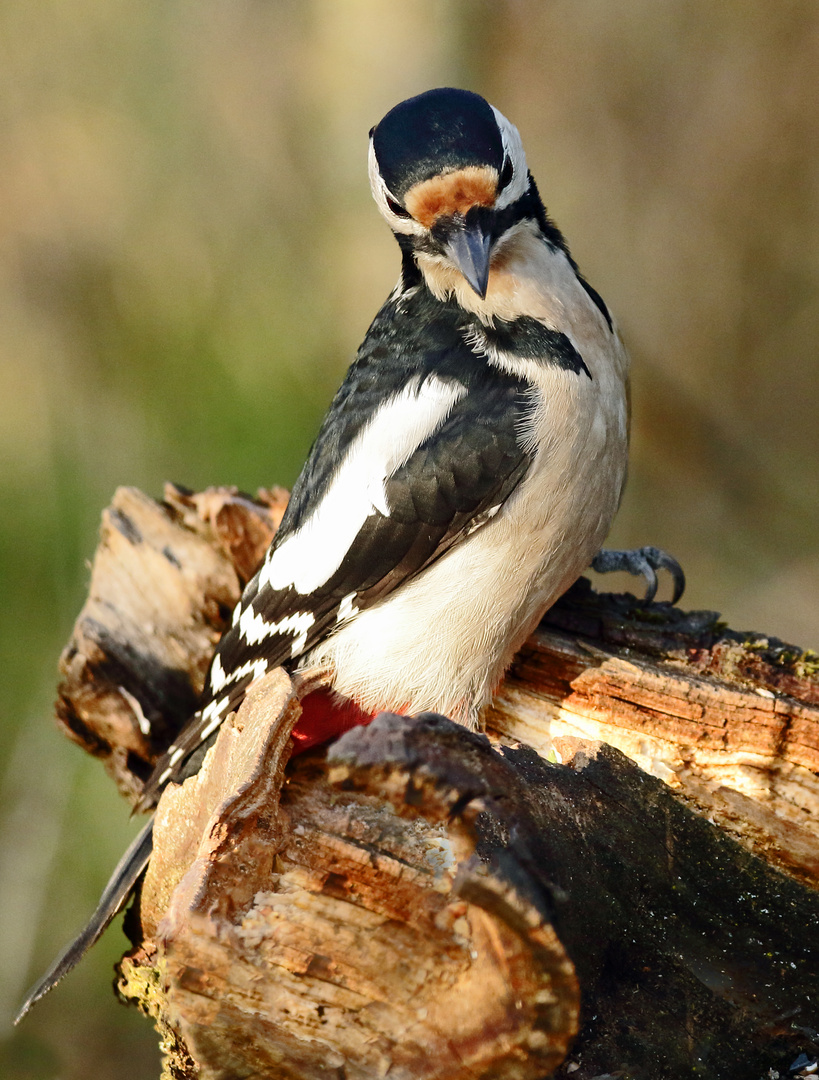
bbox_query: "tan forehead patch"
[404,165,498,228]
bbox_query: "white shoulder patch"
[259,375,467,596]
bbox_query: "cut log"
[491,583,819,887]
[52,485,819,1079]
[123,682,578,1080]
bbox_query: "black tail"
[14,816,155,1024]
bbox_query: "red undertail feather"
[290,688,380,753]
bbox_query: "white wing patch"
[336,591,359,623]
[238,604,315,648]
[258,375,467,596]
[208,652,270,697]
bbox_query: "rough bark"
[54,485,819,1079]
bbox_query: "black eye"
[386,195,411,219]
[499,157,514,191]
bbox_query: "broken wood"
[52,484,819,1079]
[123,681,578,1080]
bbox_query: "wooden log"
[490,582,819,886]
[121,679,578,1080]
[54,483,286,801]
[53,485,819,1079]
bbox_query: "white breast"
[303,227,629,727]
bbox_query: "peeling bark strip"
[53,486,819,1079]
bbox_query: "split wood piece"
[50,484,819,1076]
[54,483,287,801]
[118,679,578,1080]
[486,579,819,884]
[118,697,819,1080]
[56,483,819,883]
[330,715,819,1080]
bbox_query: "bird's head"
[368,88,532,300]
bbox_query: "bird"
[16,87,683,1022]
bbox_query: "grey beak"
[443,220,493,298]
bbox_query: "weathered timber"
[51,484,819,1079]
[55,483,286,801]
[489,581,819,886]
[121,681,578,1080]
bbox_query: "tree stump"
[53,484,819,1079]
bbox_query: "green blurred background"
[1,1,817,1076]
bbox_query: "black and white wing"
[139,291,535,807]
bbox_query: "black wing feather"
[140,285,534,806]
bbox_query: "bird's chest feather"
[307,240,629,721]
[459,228,630,539]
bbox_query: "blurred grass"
[1,1,817,1076]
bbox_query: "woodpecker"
[17,87,683,1021]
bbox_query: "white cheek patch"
[368,138,427,237]
[462,323,547,385]
[259,375,467,596]
[489,105,529,210]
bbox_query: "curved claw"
[637,555,659,604]
[644,546,686,604]
[590,545,686,605]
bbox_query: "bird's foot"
[590,545,685,605]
